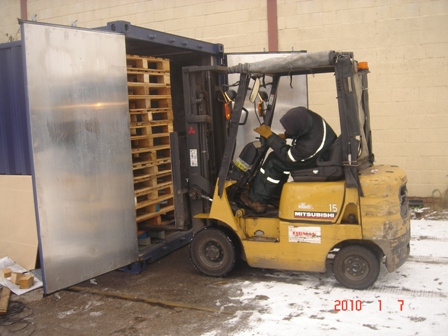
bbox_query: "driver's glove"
[254,124,273,138]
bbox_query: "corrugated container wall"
[0,41,31,175]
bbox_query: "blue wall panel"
[0,41,31,175]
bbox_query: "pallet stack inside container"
[126,55,175,234]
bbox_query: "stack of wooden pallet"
[126,55,175,231]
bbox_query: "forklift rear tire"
[333,245,380,290]
[190,227,236,277]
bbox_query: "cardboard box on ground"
[0,175,38,271]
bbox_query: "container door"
[21,22,138,294]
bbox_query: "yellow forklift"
[177,51,410,289]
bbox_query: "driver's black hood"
[280,106,313,138]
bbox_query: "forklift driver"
[240,106,337,213]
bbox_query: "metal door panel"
[21,22,138,293]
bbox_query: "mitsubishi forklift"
[173,51,410,289]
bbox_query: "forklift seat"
[291,136,344,182]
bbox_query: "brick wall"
[0,0,21,42]
[1,0,447,197]
[277,0,448,197]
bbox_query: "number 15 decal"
[329,204,338,212]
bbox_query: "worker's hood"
[280,106,313,138]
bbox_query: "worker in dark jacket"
[240,106,337,213]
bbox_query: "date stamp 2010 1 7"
[334,299,405,311]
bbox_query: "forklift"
[175,51,410,290]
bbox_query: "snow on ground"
[208,220,448,336]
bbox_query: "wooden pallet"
[135,193,174,210]
[130,121,173,136]
[128,81,170,93]
[132,156,171,171]
[131,132,170,141]
[136,198,175,226]
[127,71,170,85]
[135,183,173,202]
[130,119,173,130]
[131,134,170,149]
[131,143,170,155]
[129,108,173,122]
[138,210,176,227]
[129,97,172,110]
[128,85,171,97]
[134,169,172,184]
[134,172,173,189]
[126,55,170,72]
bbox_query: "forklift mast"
[172,65,230,230]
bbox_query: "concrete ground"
[0,245,277,336]
[1,211,447,335]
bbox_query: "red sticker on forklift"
[288,226,321,244]
[294,211,336,219]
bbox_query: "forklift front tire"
[190,227,236,277]
[333,245,380,290]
